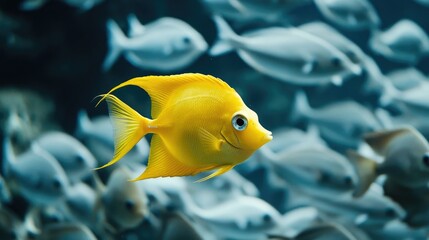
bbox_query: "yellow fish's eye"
[232,114,248,131]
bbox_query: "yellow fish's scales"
[96,73,272,182]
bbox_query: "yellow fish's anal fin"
[98,74,233,118]
[130,135,201,181]
[199,128,225,152]
[95,94,150,170]
[364,127,410,155]
[194,165,234,183]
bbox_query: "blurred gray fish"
[286,183,405,228]
[103,17,208,72]
[272,207,321,239]
[386,67,428,91]
[314,0,380,30]
[299,21,366,65]
[182,194,282,240]
[365,219,427,240]
[62,181,106,235]
[415,0,429,6]
[159,212,203,240]
[380,80,429,114]
[291,91,382,148]
[75,110,149,167]
[102,167,149,231]
[3,138,69,206]
[20,0,103,11]
[40,223,97,240]
[270,221,371,240]
[264,126,327,154]
[0,88,56,152]
[266,147,357,195]
[228,0,311,23]
[187,168,259,208]
[210,16,362,86]
[369,19,429,64]
[35,131,96,183]
[349,126,429,197]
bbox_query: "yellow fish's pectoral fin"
[95,94,150,170]
[130,135,201,181]
[194,165,234,183]
[199,128,225,152]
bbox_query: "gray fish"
[369,19,429,64]
[314,0,380,30]
[159,212,203,240]
[0,88,56,151]
[365,220,427,240]
[187,168,259,208]
[381,81,429,114]
[267,147,357,195]
[210,16,362,86]
[299,21,367,65]
[181,194,282,240]
[3,138,69,206]
[40,223,97,240]
[415,0,429,6]
[386,67,428,91]
[228,0,311,23]
[264,126,327,155]
[286,182,405,228]
[102,167,149,231]
[272,207,320,238]
[75,110,149,168]
[349,126,429,197]
[62,182,105,234]
[291,91,382,148]
[270,221,371,240]
[35,131,96,183]
[20,0,103,11]
[103,17,207,72]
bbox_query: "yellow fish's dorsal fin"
[97,73,233,118]
[364,127,410,155]
[194,165,234,183]
[130,135,203,181]
[95,94,150,170]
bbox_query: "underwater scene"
[2,0,429,239]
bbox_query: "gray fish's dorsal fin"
[127,14,145,37]
[363,127,413,155]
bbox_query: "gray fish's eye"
[52,178,61,189]
[422,154,429,167]
[125,199,135,211]
[182,36,191,44]
[75,155,84,165]
[232,114,248,131]
[331,57,341,67]
[385,208,396,217]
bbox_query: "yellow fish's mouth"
[221,131,241,149]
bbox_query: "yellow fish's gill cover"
[96,73,272,182]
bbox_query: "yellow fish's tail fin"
[194,165,234,183]
[95,94,150,170]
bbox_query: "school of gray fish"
[2,0,429,239]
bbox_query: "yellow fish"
[96,73,272,182]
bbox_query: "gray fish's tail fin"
[2,137,15,178]
[209,16,240,56]
[102,19,128,71]
[75,110,91,140]
[289,90,311,124]
[346,150,378,198]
